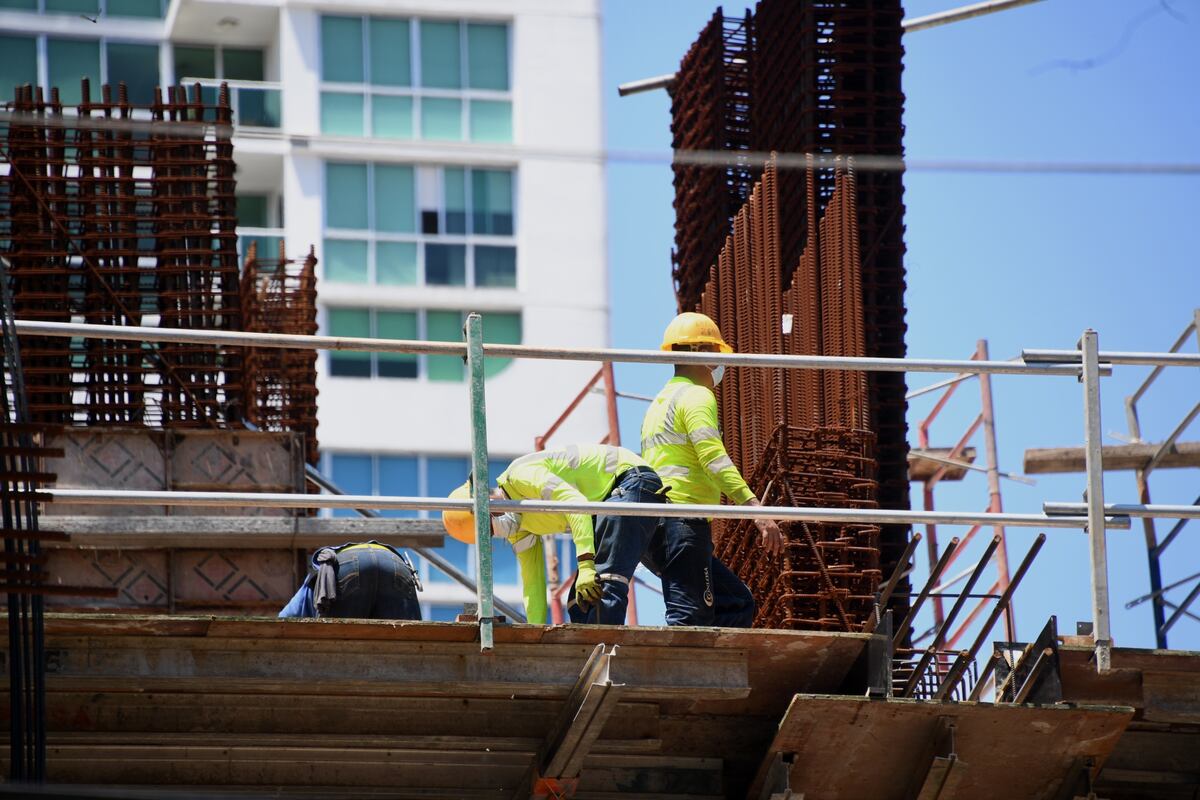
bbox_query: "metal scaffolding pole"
[1080,330,1112,674]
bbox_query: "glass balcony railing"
[184,78,282,129]
[238,229,285,262]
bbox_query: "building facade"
[0,0,610,620]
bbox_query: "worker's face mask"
[710,365,725,387]
[491,512,521,539]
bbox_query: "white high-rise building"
[0,0,610,619]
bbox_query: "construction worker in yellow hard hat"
[442,444,665,625]
[639,312,784,627]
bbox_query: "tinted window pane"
[327,308,371,376]
[325,162,368,229]
[374,164,415,234]
[444,168,466,234]
[427,604,460,621]
[107,0,162,18]
[471,170,513,235]
[376,311,418,378]
[420,97,462,141]
[470,100,512,144]
[241,235,282,262]
[372,94,412,139]
[426,539,469,583]
[222,48,264,81]
[0,36,38,100]
[320,91,364,136]
[237,195,269,228]
[0,0,36,9]
[467,23,508,90]
[482,312,521,378]
[376,242,417,286]
[378,456,419,518]
[474,245,516,288]
[46,0,96,12]
[321,16,364,83]
[107,43,159,105]
[419,20,460,89]
[493,539,519,585]
[425,244,465,287]
[237,86,281,128]
[47,39,101,106]
[323,239,368,283]
[174,46,216,81]
[428,456,470,497]
[425,310,464,382]
[330,454,372,518]
[369,17,410,86]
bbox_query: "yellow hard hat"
[442,482,477,544]
[660,312,733,353]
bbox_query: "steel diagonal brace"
[521,643,626,800]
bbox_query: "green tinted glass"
[46,0,97,13]
[425,244,465,287]
[372,94,412,139]
[324,239,369,283]
[327,307,371,376]
[376,242,417,286]
[467,23,508,90]
[107,43,159,105]
[376,310,418,377]
[320,92,364,136]
[369,18,410,86]
[475,245,516,288]
[321,16,364,83]
[420,97,461,141]
[0,36,37,100]
[419,20,460,89]
[236,195,269,228]
[222,48,264,81]
[174,46,216,81]
[471,169,513,235]
[0,1,36,10]
[374,164,415,234]
[444,168,466,234]
[47,39,101,106]
[482,312,521,377]
[426,310,464,381]
[107,0,163,17]
[325,162,368,229]
[469,100,512,144]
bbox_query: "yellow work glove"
[575,561,602,604]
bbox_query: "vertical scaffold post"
[465,313,495,652]
[1080,329,1111,673]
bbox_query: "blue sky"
[602,0,1200,648]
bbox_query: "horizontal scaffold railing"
[10,317,1194,667]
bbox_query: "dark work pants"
[644,517,755,628]
[322,546,421,620]
[568,467,666,625]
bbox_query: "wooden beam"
[1024,442,1200,475]
[908,448,977,481]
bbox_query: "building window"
[318,15,512,144]
[2,0,165,18]
[5,35,162,106]
[325,308,521,380]
[324,162,516,289]
[320,451,519,587]
[174,44,266,83]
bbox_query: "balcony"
[185,78,281,129]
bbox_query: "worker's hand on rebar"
[754,518,785,555]
[575,561,602,603]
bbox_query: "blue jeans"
[644,517,755,628]
[568,467,665,625]
[322,546,421,620]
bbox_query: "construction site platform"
[3,616,1195,799]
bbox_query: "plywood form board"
[1060,645,1200,724]
[755,695,1132,800]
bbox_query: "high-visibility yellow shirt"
[640,376,756,509]
[496,444,651,624]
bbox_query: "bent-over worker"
[442,444,665,625]
[279,541,422,620]
[641,312,785,627]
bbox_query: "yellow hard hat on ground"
[442,482,476,544]
[660,312,733,353]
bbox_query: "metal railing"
[12,317,1194,664]
[183,78,282,129]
